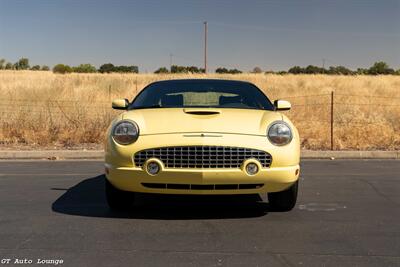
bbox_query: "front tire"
[105,176,135,210]
[268,180,298,211]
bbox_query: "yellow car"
[105,79,300,211]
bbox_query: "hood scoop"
[183,108,221,115]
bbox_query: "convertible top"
[148,79,255,86]
[130,78,274,111]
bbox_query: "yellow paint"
[105,108,300,194]
[275,100,291,110]
[112,98,128,109]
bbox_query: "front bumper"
[105,132,300,195]
[105,164,299,194]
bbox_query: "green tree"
[53,64,72,74]
[41,65,50,71]
[228,68,242,74]
[98,63,138,73]
[288,66,305,74]
[154,67,169,74]
[113,65,139,73]
[356,68,368,75]
[252,67,263,73]
[171,65,189,73]
[99,63,115,73]
[187,66,205,73]
[368,61,394,75]
[14,58,30,70]
[169,65,204,73]
[0,59,5,69]
[304,65,325,74]
[5,62,13,69]
[216,67,229,74]
[215,67,242,74]
[328,66,354,75]
[30,65,41,71]
[72,64,97,73]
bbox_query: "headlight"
[112,120,139,145]
[267,121,292,146]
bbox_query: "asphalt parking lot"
[0,160,399,266]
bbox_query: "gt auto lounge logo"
[1,258,63,265]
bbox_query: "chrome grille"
[134,146,272,168]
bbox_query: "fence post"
[135,77,138,95]
[330,91,334,150]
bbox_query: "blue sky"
[0,0,399,72]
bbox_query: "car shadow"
[52,175,271,219]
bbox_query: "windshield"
[129,80,274,110]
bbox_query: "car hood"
[122,108,282,136]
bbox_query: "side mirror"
[112,98,129,110]
[274,100,291,111]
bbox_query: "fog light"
[246,163,259,175]
[147,161,160,175]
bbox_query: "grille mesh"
[134,146,272,169]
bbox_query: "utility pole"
[204,21,207,73]
[169,53,173,72]
[330,91,334,150]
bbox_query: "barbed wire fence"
[279,92,400,150]
[0,91,399,150]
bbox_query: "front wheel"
[268,180,298,211]
[105,176,135,210]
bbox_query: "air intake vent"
[142,183,264,190]
[134,146,272,168]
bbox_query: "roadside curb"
[0,150,399,160]
[301,150,400,159]
[0,150,104,160]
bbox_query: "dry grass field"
[0,70,399,150]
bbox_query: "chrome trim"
[267,121,293,146]
[112,120,140,145]
[134,146,272,169]
[183,134,223,137]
